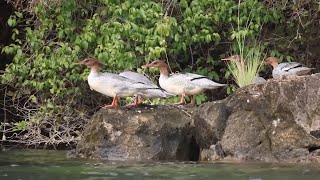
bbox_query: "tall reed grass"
[224,0,265,88]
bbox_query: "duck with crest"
[77,58,171,108]
[143,60,227,105]
[264,57,314,79]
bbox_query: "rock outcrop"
[70,74,320,162]
[70,105,199,161]
[195,74,320,162]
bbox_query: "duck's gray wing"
[119,71,175,98]
[184,73,226,89]
[279,62,304,72]
[119,71,156,86]
[100,72,153,89]
[167,73,226,90]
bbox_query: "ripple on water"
[125,173,135,176]
[249,177,263,180]
[81,171,105,175]
[109,172,118,176]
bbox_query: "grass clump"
[224,44,265,88]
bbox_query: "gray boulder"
[70,105,198,161]
[194,74,320,162]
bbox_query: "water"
[0,149,319,180]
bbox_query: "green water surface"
[0,149,319,180]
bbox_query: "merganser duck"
[119,71,175,105]
[221,55,266,85]
[77,58,162,108]
[265,57,314,79]
[143,60,226,105]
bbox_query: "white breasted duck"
[77,58,163,108]
[264,57,314,79]
[143,60,226,105]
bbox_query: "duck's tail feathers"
[137,88,175,98]
[295,67,315,76]
[206,82,227,89]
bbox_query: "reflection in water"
[0,149,320,180]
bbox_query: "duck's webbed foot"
[103,96,118,108]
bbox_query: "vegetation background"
[0,0,319,148]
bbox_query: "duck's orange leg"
[138,97,145,104]
[188,95,194,106]
[126,96,140,106]
[174,94,186,105]
[103,96,118,108]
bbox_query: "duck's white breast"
[88,72,115,97]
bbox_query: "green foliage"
[0,0,282,146]
[195,94,208,106]
[2,0,280,96]
[14,120,30,131]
